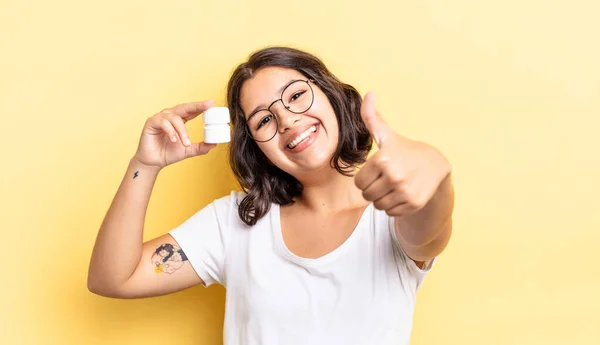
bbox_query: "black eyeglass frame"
[244,79,315,143]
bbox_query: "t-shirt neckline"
[271,202,373,268]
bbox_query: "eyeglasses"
[245,79,315,142]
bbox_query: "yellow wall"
[1,0,598,344]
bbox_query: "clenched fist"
[355,93,451,217]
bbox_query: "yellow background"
[1,0,599,344]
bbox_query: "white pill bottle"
[203,107,231,144]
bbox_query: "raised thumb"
[360,92,389,147]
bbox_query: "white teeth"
[287,125,317,149]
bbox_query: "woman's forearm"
[87,158,161,292]
[396,172,454,246]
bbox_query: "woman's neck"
[293,166,367,213]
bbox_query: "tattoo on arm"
[133,171,139,179]
[151,243,189,274]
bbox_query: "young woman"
[88,46,454,344]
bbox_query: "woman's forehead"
[240,67,304,111]
[254,66,303,82]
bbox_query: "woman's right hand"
[133,100,217,169]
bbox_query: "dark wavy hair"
[227,46,373,226]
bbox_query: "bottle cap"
[203,107,230,124]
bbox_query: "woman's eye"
[258,115,272,129]
[290,91,305,102]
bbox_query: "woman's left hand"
[354,93,451,217]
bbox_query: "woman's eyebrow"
[247,79,297,118]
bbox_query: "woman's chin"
[283,151,337,177]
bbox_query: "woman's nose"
[272,103,301,133]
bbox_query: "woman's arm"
[87,158,204,298]
[394,172,455,263]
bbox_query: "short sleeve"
[168,192,235,287]
[387,215,435,292]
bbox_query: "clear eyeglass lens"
[247,80,314,142]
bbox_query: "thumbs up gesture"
[354,93,451,217]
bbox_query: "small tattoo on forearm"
[133,171,139,179]
[151,243,188,274]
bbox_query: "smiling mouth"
[287,125,318,149]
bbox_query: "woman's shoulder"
[210,190,247,209]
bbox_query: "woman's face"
[240,67,339,178]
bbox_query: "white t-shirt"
[169,191,434,345]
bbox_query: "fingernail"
[184,138,191,145]
[171,136,177,142]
